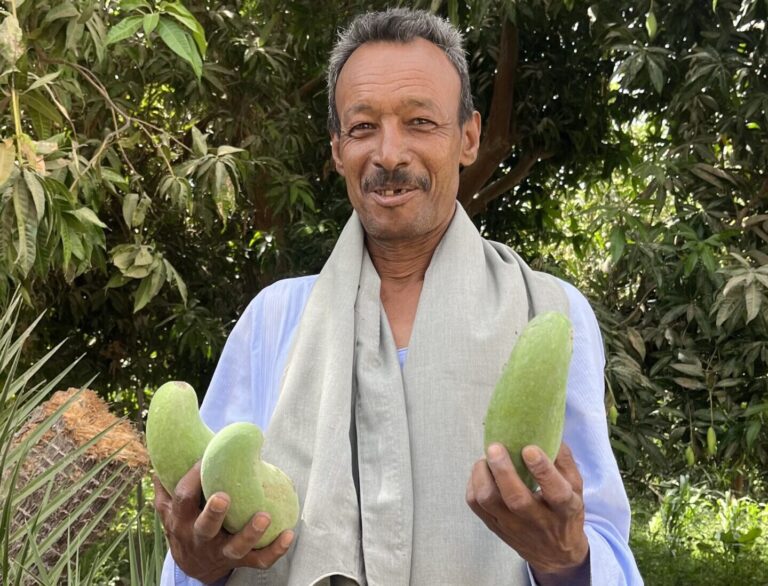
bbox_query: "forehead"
[335,38,461,118]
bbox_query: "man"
[155,8,643,586]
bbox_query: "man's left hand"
[466,442,590,582]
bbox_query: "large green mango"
[201,422,299,548]
[484,311,573,490]
[146,381,214,494]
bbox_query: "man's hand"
[466,442,589,584]
[154,462,294,584]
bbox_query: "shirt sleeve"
[160,275,317,586]
[526,280,643,585]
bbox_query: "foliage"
[630,482,768,584]
[0,289,162,584]
[1,0,767,494]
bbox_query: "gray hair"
[327,8,474,135]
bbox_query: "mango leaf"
[0,139,15,188]
[25,71,63,94]
[673,377,707,390]
[106,16,144,45]
[191,127,207,157]
[21,91,63,139]
[745,421,761,448]
[670,363,704,377]
[156,17,202,78]
[22,170,45,221]
[43,2,80,23]
[85,14,107,63]
[161,2,207,56]
[143,12,160,36]
[216,145,245,156]
[122,193,139,227]
[646,56,664,94]
[66,207,107,229]
[13,181,38,277]
[744,282,761,323]
[626,328,646,360]
[610,226,626,264]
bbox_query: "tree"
[1,0,766,491]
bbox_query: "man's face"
[331,38,481,244]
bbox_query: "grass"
[629,478,768,585]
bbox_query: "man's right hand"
[153,462,295,584]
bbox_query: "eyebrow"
[342,98,440,119]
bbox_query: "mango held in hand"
[484,311,573,490]
[201,422,300,548]
[146,381,214,494]
[146,381,300,548]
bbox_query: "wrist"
[530,546,590,586]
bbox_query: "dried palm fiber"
[4,387,148,577]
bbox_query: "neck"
[365,212,454,285]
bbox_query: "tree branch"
[465,151,545,217]
[458,20,520,211]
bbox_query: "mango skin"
[201,421,299,548]
[146,381,214,494]
[483,311,573,490]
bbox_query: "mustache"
[361,168,430,193]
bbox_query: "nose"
[371,120,412,171]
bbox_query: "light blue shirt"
[162,275,643,585]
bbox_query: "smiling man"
[155,9,643,586]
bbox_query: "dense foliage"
[1,0,767,498]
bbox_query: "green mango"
[201,421,299,548]
[484,311,573,490]
[146,381,214,494]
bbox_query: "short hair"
[327,8,474,135]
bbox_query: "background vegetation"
[1,0,767,582]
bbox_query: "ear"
[331,133,345,177]
[459,111,481,167]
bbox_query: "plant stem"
[9,0,24,164]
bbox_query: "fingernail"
[210,496,228,513]
[523,447,542,466]
[487,443,504,460]
[253,514,270,532]
[281,531,294,548]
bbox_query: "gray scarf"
[228,204,568,585]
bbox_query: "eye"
[347,122,375,137]
[410,118,436,129]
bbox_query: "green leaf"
[744,282,761,323]
[156,17,202,78]
[673,377,706,390]
[85,13,107,63]
[191,126,207,157]
[25,71,62,93]
[106,15,144,45]
[610,226,625,264]
[122,193,139,227]
[65,207,108,228]
[43,2,80,23]
[745,421,761,448]
[216,145,245,157]
[143,12,160,36]
[161,2,207,56]
[13,181,38,277]
[0,139,15,189]
[22,170,45,221]
[646,56,664,94]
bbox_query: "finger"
[153,475,171,512]
[172,461,204,518]
[222,513,272,560]
[240,530,295,570]
[486,443,535,513]
[193,492,230,541]
[522,445,576,513]
[468,457,507,517]
[553,442,583,495]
